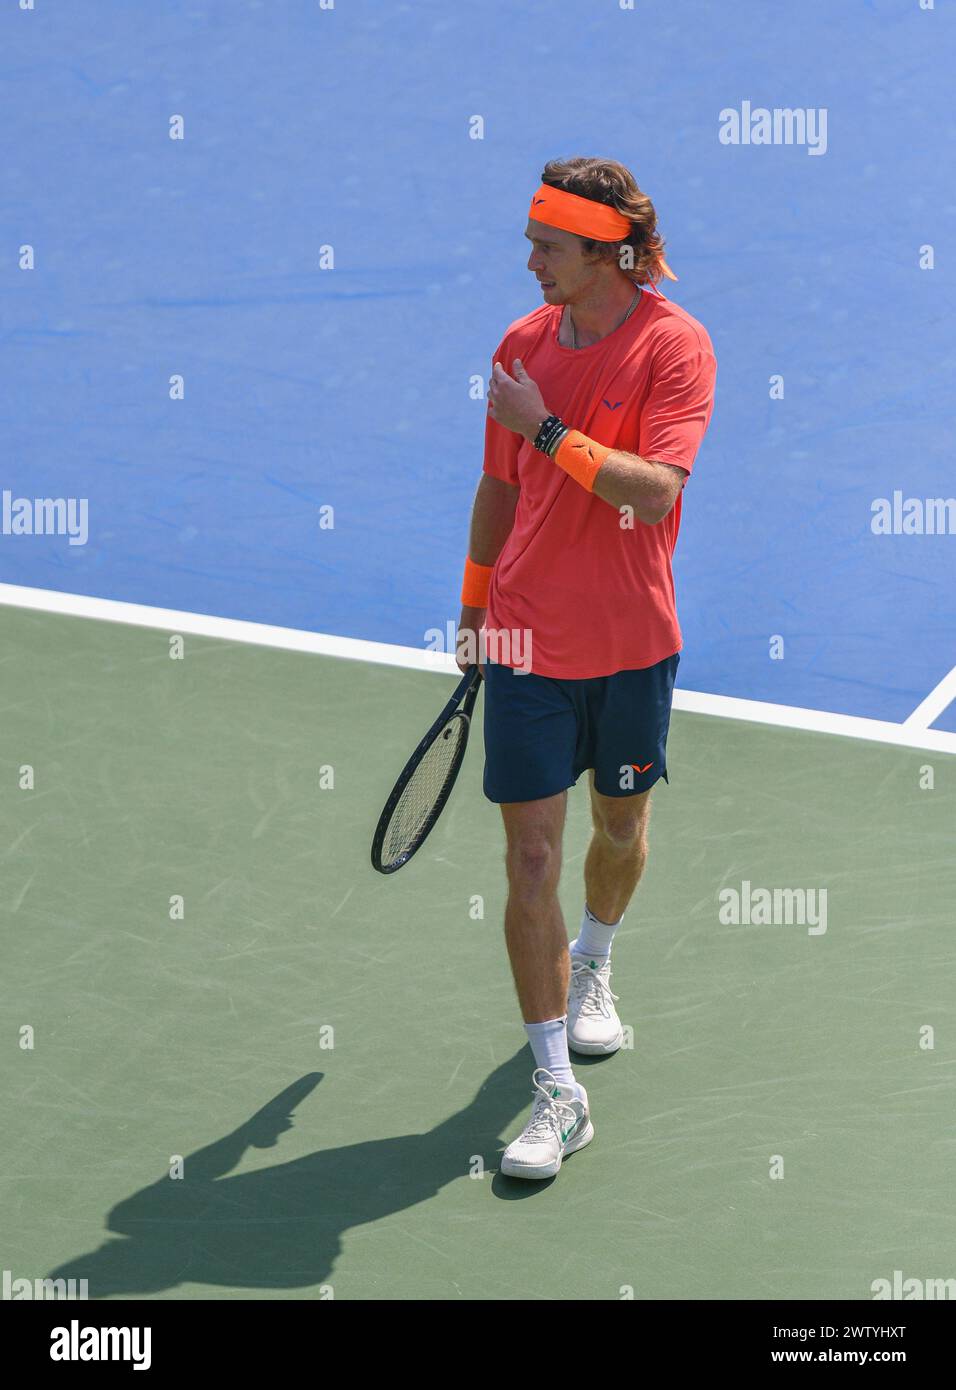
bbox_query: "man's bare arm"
[466,472,520,565]
[590,453,688,526]
[485,358,690,525]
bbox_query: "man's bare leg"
[564,773,655,1056]
[498,790,569,1023]
[583,771,653,928]
[497,788,595,1181]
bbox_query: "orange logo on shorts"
[631,762,654,773]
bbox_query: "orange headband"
[528,183,677,281]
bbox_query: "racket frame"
[370,664,483,874]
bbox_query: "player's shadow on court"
[47,1053,545,1298]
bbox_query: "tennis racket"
[371,664,483,874]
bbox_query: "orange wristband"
[552,429,612,492]
[461,556,493,607]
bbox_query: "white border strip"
[0,581,429,669]
[675,688,956,755]
[2,581,955,756]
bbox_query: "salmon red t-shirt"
[481,285,716,678]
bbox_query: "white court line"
[676,688,956,755]
[2,580,956,756]
[903,663,956,732]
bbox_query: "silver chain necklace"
[568,284,641,349]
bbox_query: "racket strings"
[381,715,468,867]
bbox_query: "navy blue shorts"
[482,653,680,804]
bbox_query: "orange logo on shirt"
[631,762,653,773]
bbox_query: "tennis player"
[457,157,717,1180]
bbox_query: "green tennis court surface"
[3,606,954,1301]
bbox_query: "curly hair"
[539,156,668,286]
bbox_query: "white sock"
[570,904,623,963]
[524,1017,575,1089]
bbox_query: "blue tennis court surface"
[2,0,953,725]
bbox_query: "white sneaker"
[500,1068,594,1180]
[567,955,624,1055]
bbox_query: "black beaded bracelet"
[532,414,569,458]
[532,414,562,454]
